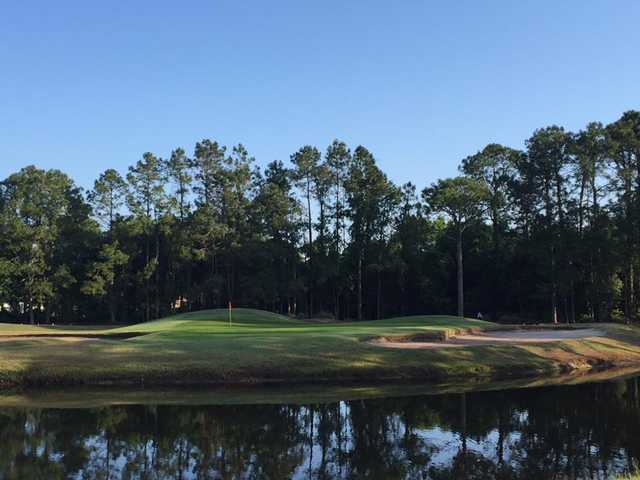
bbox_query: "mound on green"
[0,308,638,387]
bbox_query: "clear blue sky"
[2,1,638,190]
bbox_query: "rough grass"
[0,308,639,388]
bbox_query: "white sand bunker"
[373,328,607,349]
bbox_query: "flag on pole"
[228,301,232,327]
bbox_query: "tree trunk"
[570,282,576,323]
[551,290,558,324]
[210,251,216,308]
[624,181,633,322]
[293,258,298,316]
[307,407,314,478]
[624,264,633,322]
[189,265,193,311]
[457,229,464,318]
[578,177,586,236]
[376,266,382,320]
[227,257,234,311]
[334,174,341,320]
[109,300,116,324]
[307,180,313,317]
[551,242,558,324]
[551,291,558,324]
[460,392,468,473]
[145,228,150,322]
[591,176,598,220]
[357,250,363,321]
[154,223,160,319]
[491,210,500,322]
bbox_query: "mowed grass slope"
[0,308,639,387]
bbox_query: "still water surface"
[1,377,638,479]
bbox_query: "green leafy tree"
[461,144,520,319]
[249,161,302,313]
[291,145,321,316]
[525,126,572,323]
[0,167,90,323]
[325,140,351,318]
[192,140,225,208]
[423,177,489,317]
[312,161,333,313]
[345,146,398,320]
[88,169,128,231]
[571,122,612,321]
[190,140,227,308]
[220,144,254,304]
[82,241,128,322]
[3,110,640,326]
[127,152,167,321]
[166,148,192,222]
[606,111,640,321]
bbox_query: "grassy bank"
[1,364,639,409]
[1,308,639,387]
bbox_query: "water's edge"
[2,364,639,408]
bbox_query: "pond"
[0,376,638,479]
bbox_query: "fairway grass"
[0,308,639,388]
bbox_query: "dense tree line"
[1,110,640,324]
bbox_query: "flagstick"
[228,301,232,328]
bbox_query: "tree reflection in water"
[0,377,638,479]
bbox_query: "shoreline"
[1,343,637,389]
[1,364,639,409]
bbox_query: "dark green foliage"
[423,176,490,317]
[2,111,640,323]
